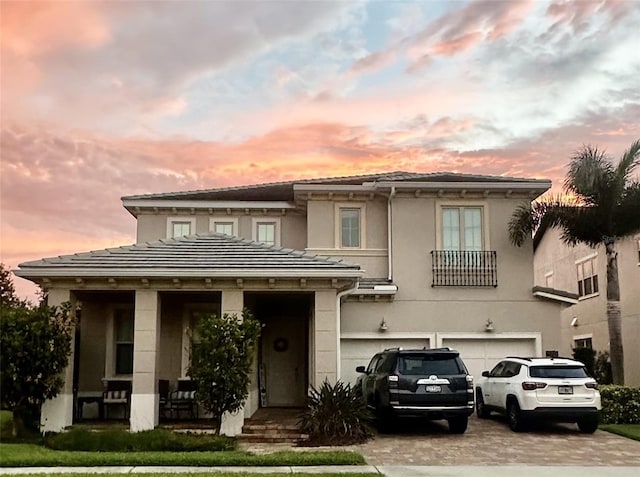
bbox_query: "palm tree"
[509,139,640,385]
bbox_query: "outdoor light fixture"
[485,319,495,332]
[379,318,389,332]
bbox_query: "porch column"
[220,289,244,436]
[40,289,76,432]
[130,290,160,432]
[314,289,338,386]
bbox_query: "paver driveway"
[350,415,640,466]
[240,415,640,466]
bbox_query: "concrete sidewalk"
[1,466,640,476]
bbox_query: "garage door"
[441,338,536,380]
[340,338,430,385]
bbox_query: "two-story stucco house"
[534,226,640,385]
[17,171,570,434]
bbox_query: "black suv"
[355,347,474,433]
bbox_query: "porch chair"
[102,379,132,420]
[168,379,198,420]
[158,379,171,420]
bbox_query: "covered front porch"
[15,234,362,434]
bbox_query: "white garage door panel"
[442,338,535,381]
[341,338,430,386]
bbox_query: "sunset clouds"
[1,0,639,299]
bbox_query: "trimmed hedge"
[599,385,640,424]
[45,428,235,452]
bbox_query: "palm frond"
[508,195,575,246]
[612,180,640,238]
[613,139,640,195]
[564,145,614,205]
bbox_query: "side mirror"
[355,366,366,373]
[482,371,490,377]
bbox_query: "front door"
[261,315,307,406]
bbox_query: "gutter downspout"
[335,280,359,381]
[387,186,396,281]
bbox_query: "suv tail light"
[585,382,598,390]
[466,375,473,389]
[388,375,398,388]
[522,381,547,391]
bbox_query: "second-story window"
[576,256,598,297]
[442,207,483,251]
[340,208,361,248]
[114,309,134,375]
[214,222,234,235]
[167,217,196,238]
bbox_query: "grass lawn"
[7,475,378,477]
[0,443,366,467]
[600,424,640,441]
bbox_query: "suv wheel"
[507,400,525,432]
[577,416,598,434]
[447,415,468,434]
[475,389,491,419]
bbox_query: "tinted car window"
[378,353,396,373]
[490,362,507,377]
[366,355,382,373]
[529,366,589,378]
[503,362,521,377]
[398,354,462,375]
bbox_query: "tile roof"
[122,171,545,202]
[16,234,362,278]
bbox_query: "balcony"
[431,250,498,287]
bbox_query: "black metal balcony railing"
[431,250,498,287]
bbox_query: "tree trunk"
[605,240,624,385]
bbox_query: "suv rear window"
[529,366,589,378]
[398,354,463,375]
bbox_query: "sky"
[1,0,639,301]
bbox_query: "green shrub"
[299,380,373,446]
[45,428,236,452]
[599,385,640,424]
[594,351,613,384]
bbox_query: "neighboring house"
[17,171,569,434]
[534,226,640,385]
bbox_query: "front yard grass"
[600,424,640,441]
[0,443,366,467]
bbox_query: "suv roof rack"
[506,356,578,362]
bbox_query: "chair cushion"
[104,390,128,403]
[171,390,196,401]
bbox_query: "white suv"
[475,357,601,433]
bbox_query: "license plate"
[558,386,573,394]
[425,385,441,393]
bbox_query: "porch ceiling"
[15,233,363,280]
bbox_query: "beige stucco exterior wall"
[314,289,339,385]
[535,228,640,385]
[135,211,307,250]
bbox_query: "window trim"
[575,254,599,299]
[104,305,135,378]
[544,271,554,288]
[167,216,196,238]
[435,200,490,250]
[251,217,281,247]
[334,202,366,249]
[209,217,239,237]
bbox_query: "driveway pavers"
[240,416,640,466]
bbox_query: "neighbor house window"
[340,208,361,248]
[442,207,483,251]
[114,310,134,375]
[251,218,280,247]
[167,217,196,238]
[210,217,238,237]
[574,337,593,349]
[576,256,598,297]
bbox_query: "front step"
[240,417,308,444]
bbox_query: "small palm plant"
[299,379,373,445]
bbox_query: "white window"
[574,336,593,349]
[340,208,361,248]
[167,217,196,238]
[576,256,598,298]
[181,305,220,377]
[334,203,366,249]
[209,217,238,237]
[251,218,280,247]
[114,309,134,375]
[442,207,483,251]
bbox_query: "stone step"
[242,424,300,432]
[238,432,309,444]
